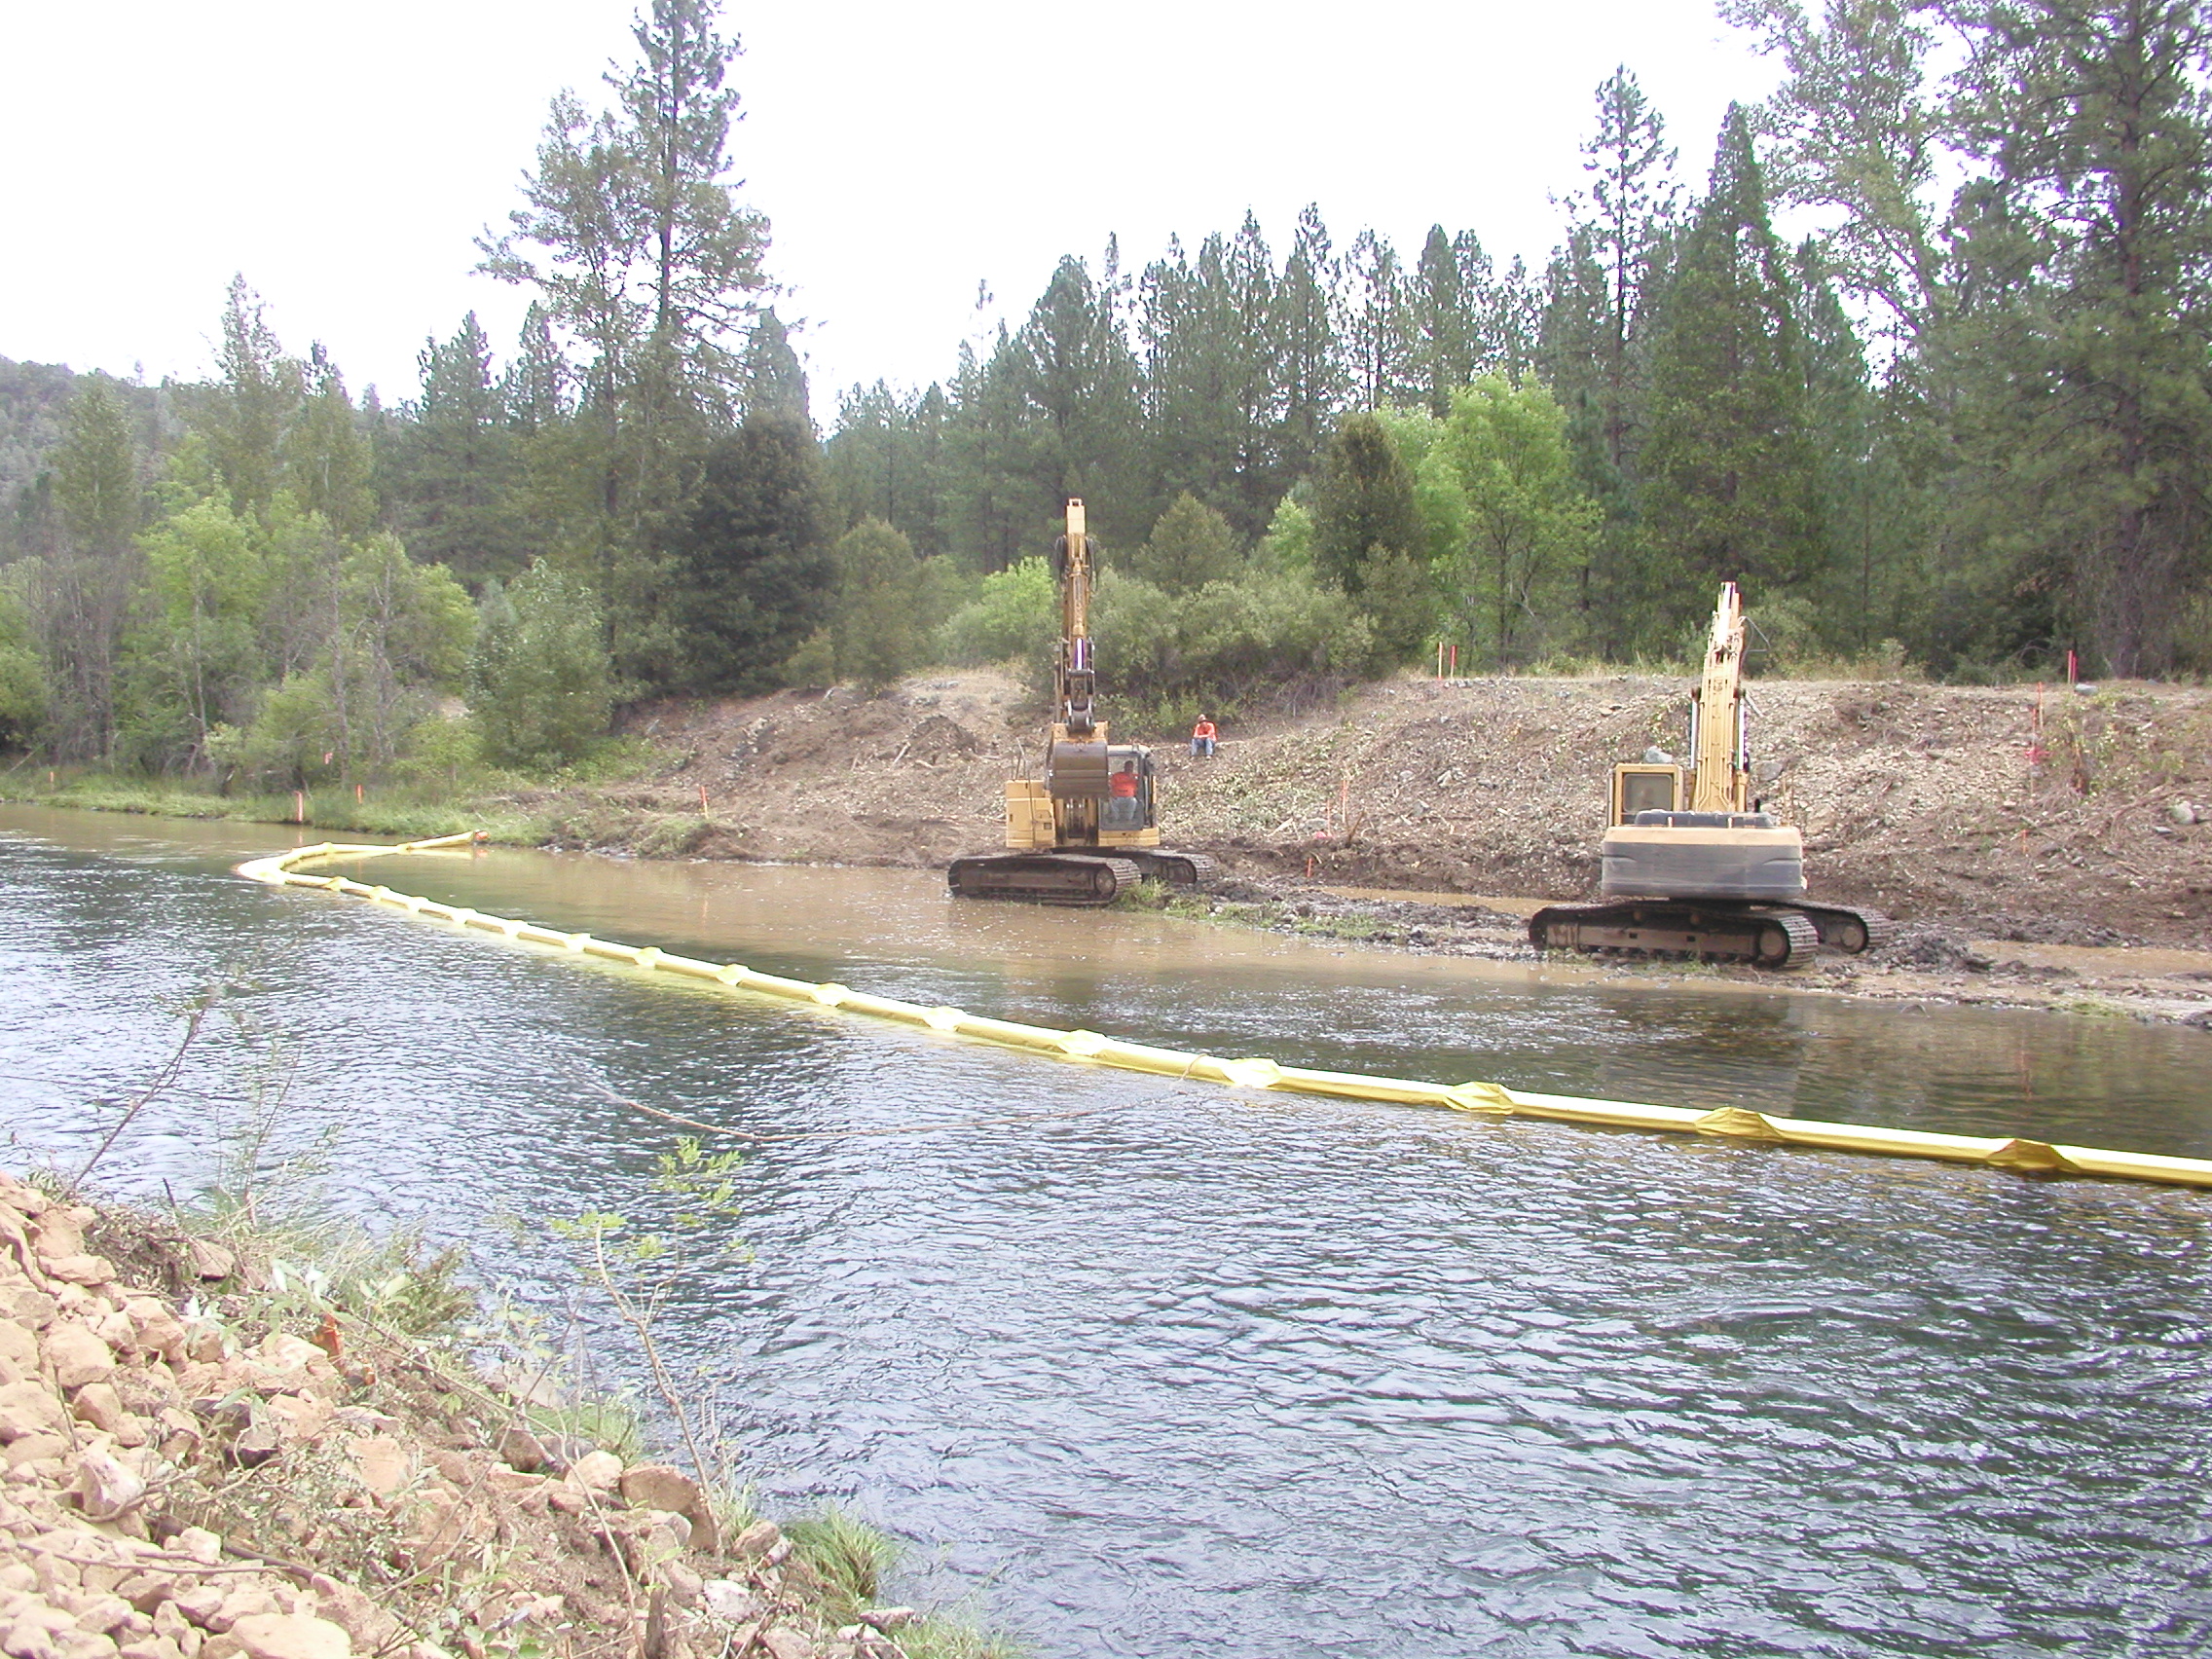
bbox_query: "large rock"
[42,1256,117,1288]
[0,1288,56,1329]
[0,1320,38,1375]
[70,1383,142,1444]
[0,1379,68,1441]
[179,1242,233,1283]
[31,1213,84,1262]
[566,1450,623,1493]
[226,1614,350,1659]
[344,1437,407,1497]
[46,1325,115,1390]
[122,1303,185,1365]
[617,1464,719,1553]
[494,1424,547,1473]
[729,1520,783,1561]
[74,1446,148,1522]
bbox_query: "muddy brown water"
[3,805,2209,1657]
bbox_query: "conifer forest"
[5,0,2212,786]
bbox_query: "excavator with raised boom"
[1528,582,1893,968]
[947,499,1214,905]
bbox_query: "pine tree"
[829,517,928,689]
[39,378,141,757]
[1938,0,2212,677]
[1342,230,1412,410]
[1131,494,1243,594]
[669,414,833,691]
[1721,0,1947,346]
[741,309,811,425]
[1310,414,1421,598]
[1272,205,1345,487]
[1639,106,1828,643]
[196,276,303,520]
[284,351,376,538]
[399,313,524,583]
[1581,66,1678,474]
[1408,226,1485,418]
[481,0,771,676]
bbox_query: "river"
[2,804,2207,1657]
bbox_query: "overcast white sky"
[0,1,1781,424]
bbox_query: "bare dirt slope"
[598,668,2212,948]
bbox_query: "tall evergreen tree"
[669,414,832,691]
[1581,67,1678,473]
[481,0,771,678]
[741,308,811,425]
[1342,230,1412,410]
[1937,0,2212,677]
[1408,226,1488,418]
[284,352,376,538]
[1722,0,1948,346]
[1310,413,1421,596]
[1271,205,1345,494]
[38,379,141,757]
[1639,106,1828,641]
[399,313,524,583]
[196,276,302,520]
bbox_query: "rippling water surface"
[2,806,2208,1657]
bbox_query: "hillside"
[584,669,2212,954]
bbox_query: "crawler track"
[1528,902,1823,968]
[946,853,1146,905]
[1790,903,1897,954]
[1125,849,1216,888]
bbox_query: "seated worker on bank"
[1190,716,1217,758]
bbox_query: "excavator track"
[946,853,1145,906]
[1789,903,1897,954]
[1124,849,1216,888]
[1529,902,1822,968]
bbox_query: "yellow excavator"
[1529,582,1892,968]
[947,499,1214,904]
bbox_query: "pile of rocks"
[0,1174,917,1659]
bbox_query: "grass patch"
[784,1507,1030,1659]
[787,1505,900,1619]
[7,773,554,845]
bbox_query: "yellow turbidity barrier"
[238,833,2212,1193]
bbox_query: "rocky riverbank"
[0,1173,989,1659]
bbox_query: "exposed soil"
[0,1172,933,1659]
[510,669,2212,1026]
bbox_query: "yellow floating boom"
[237,834,2212,1193]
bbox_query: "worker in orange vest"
[1190,716,1217,758]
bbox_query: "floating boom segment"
[237,835,2212,1193]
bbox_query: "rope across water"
[238,833,2212,1193]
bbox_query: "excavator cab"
[1609,763,1683,827]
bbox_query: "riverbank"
[0,1171,1011,1659]
[10,667,2212,1026]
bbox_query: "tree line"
[4,0,2210,782]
